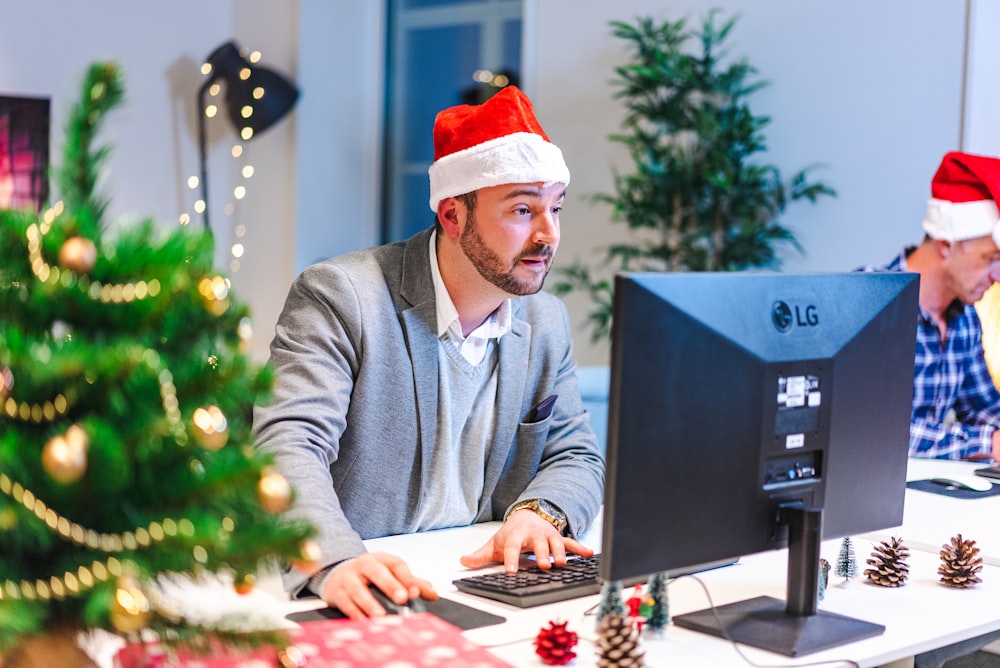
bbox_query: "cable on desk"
[672,574,862,668]
[478,576,862,667]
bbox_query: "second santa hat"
[924,151,1000,247]
[427,86,570,212]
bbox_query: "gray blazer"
[252,228,605,594]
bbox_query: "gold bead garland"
[1,349,184,443]
[3,391,71,423]
[0,555,125,602]
[139,348,187,446]
[0,472,191,553]
[25,203,162,303]
[0,471,229,604]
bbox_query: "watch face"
[536,500,567,529]
[537,500,558,515]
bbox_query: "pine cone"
[864,536,910,587]
[938,534,984,589]
[596,612,645,667]
[534,619,579,665]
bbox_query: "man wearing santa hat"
[253,86,604,618]
[865,151,1000,461]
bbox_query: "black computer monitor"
[599,271,919,657]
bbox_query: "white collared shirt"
[429,231,511,366]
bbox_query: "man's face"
[944,235,1000,304]
[458,182,564,296]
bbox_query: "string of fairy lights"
[178,48,266,275]
[0,197,311,627]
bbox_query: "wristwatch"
[505,498,568,533]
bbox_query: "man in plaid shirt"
[863,152,1000,460]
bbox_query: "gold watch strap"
[505,498,568,532]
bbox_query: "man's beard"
[459,208,554,296]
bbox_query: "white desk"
[860,458,1000,565]
[279,516,1000,668]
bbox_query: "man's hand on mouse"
[459,508,594,573]
[320,551,437,619]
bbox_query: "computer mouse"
[368,584,427,614]
[928,476,994,493]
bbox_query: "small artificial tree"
[835,536,859,583]
[644,572,669,633]
[553,11,836,343]
[596,579,625,624]
[817,558,831,601]
[0,63,314,658]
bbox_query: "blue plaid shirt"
[863,250,1000,459]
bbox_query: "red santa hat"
[923,151,1000,247]
[427,85,570,212]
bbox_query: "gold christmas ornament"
[939,534,984,589]
[257,468,292,514]
[0,366,12,402]
[278,646,308,668]
[0,507,17,530]
[109,576,153,634]
[42,425,89,484]
[191,405,229,450]
[65,423,89,451]
[58,236,98,274]
[290,539,322,574]
[198,275,231,316]
[234,573,256,595]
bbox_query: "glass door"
[383,0,523,242]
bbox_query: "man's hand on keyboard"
[459,509,594,574]
[320,551,438,619]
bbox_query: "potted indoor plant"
[554,11,836,343]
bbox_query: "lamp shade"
[203,41,299,137]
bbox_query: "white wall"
[965,0,1000,154]
[295,1,383,273]
[3,1,994,369]
[529,0,969,365]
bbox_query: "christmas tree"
[835,536,859,582]
[0,62,314,657]
[596,580,625,623]
[818,558,831,601]
[644,572,669,633]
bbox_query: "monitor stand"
[672,506,884,657]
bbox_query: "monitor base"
[672,595,884,657]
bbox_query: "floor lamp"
[197,41,299,234]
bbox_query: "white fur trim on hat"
[428,132,570,211]
[923,197,1000,246]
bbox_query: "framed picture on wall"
[0,95,50,212]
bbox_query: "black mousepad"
[907,478,1000,500]
[286,596,506,631]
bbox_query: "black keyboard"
[452,554,631,608]
[453,553,739,608]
